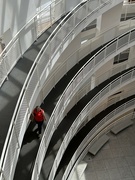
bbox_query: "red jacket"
[33,109,45,122]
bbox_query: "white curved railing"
[51,57,135,130]
[0,1,119,180]
[32,26,135,180]
[42,16,135,98]
[75,58,135,107]
[63,108,134,180]
[76,88,135,131]
[0,0,65,87]
[48,67,135,180]
[0,2,81,180]
[0,0,134,88]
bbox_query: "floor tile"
[108,168,121,180]
[83,122,135,180]
[96,170,110,180]
[119,166,133,179]
[130,166,135,177]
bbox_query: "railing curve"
[62,108,135,180]
[48,67,135,180]
[0,1,119,180]
[0,2,81,180]
[0,0,122,179]
[0,0,65,87]
[45,16,135,95]
[31,1,126,179]
[32,26,135,180]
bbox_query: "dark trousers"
[35,121,43,134]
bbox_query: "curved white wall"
[0,0,37,37]
[0,0,83,45]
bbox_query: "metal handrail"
[46,27,135,142]
[0,0,63,87]
[32,26,135,180]
[0,0,123,179]
[63,109,134,180]
[0,1,53,58]
[31,0,126,179]
[0,0,90,178]
[48,67,135,180]
[0,0,66,174]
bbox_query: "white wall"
[0,0,54,53]
[122,3,135,14]
[34,0,51,8]
[96,3,122,34]
[0,0,37,37]
[65,0,82,12]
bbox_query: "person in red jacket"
[32,106,46,137]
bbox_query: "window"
[113,49,129,64]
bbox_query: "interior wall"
[0,0,54,54]
[0,0,38,37]
[65,0,82,12]
[96,3,122,34]
[122,3,135,14]
[34,0,51,8]
[0,0,83,39]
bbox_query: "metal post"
[13,123,21,150]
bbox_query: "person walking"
[32,106,46,138]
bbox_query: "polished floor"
[82,118,135,180]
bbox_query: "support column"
[127,45,135,68]
[91,75,95,90]
[96,3,123,43]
